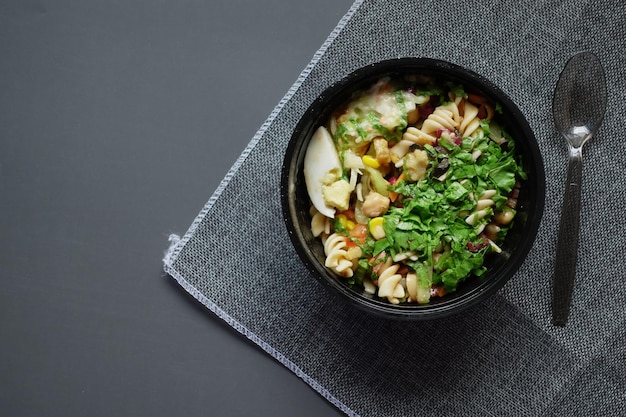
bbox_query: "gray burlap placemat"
[163,0,626,415]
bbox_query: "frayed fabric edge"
[163,234,181,266]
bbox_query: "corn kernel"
[335,214,355,231]
[369,217,385,240]
[362,155,380,169]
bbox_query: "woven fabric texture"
[164,0,626,415]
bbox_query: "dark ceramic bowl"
[281,58,545,320]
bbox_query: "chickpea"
[494,207,516,225]
[361,192,390,218]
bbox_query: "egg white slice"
[303,126,342,218]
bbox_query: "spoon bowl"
[553,52,607,146]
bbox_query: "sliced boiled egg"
[303,126,342,218]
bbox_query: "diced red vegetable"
[338,208,356,222]
[430,285,447,298]
[349,223,368,244]
[418,102,434,118]
[467,235,489,252]
[388,172,405,203]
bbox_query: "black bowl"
[281,58,545,320]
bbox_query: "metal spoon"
[552,51,607,326]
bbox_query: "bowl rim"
[281,57,546,320]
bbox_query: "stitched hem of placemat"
[163,0,365,268]
[163,259,360,417]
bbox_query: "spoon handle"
[552,146,583,326]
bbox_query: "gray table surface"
[0,1,353,415]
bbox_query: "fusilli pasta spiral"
[375,256,405,304]
[323,233,362,278]
[310,207,332,237]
